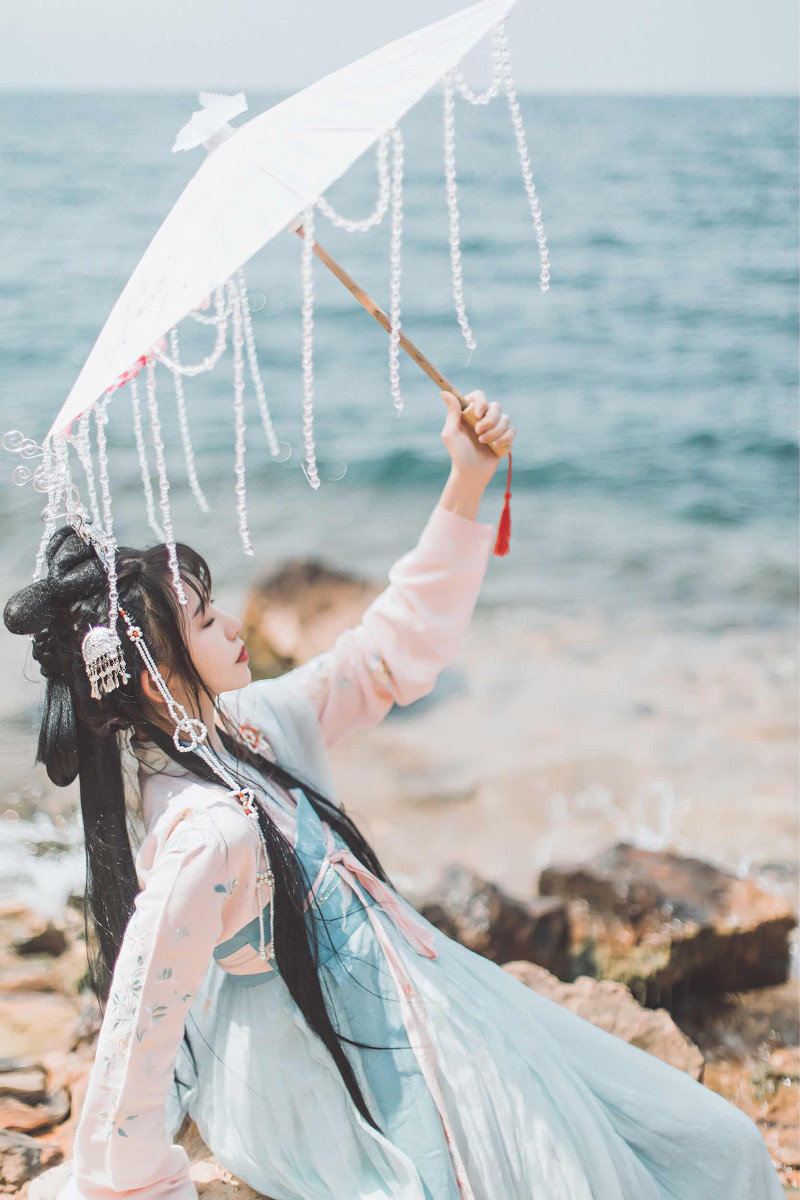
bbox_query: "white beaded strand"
[388,127,404,415]
[236,269,283,459]
[67,412,102,529]
[130,377,165,540]
[189,293,231,326]
[299,207,321,490]
[443,73,477,356]
[169,328,210,514]
[93,393,115,542]
[33,435,62,582]
[316,133,391,233]
[154,286,230,376]
[229,281,254,555]
[118,604,275,961]
[453,24,503,105]
[496,22,550,291]
[144,359,189,605]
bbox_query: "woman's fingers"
[460,390,516,450]
[465,389,489,420]
[475,400,501,433]
[478,411,510,443]
[492,425,516,449]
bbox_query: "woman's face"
[182,587,251,696]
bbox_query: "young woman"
[4,391,782,1200]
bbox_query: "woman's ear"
[139,664,174,707]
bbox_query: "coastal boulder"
[502,960,705,1077]
[417,866,570,975]
[538,842,797,1007]
[240,559,382,678]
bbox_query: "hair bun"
[48,535,107,605]
[44,525,77,569]
[3,579,54,636]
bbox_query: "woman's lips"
[236,645,249,663]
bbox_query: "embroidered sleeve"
[287,504,495,748]
[62,809,232,1200]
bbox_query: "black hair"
[3,525,392,1130]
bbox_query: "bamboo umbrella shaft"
[293,226,508,459]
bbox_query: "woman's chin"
[226,664,252,690]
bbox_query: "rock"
[671,978,799,1063]
[0,1086,70,1135]
[0,992,82,1059]
[14,922,69,958]
[0,1064,48,1104]
[538,842,797,1006]
[701,1047,800,1180]
[0,900,72,958]
[0,1128,63,1190]
[0,1060,71,1136]
[241,559,382,678]
[418,866,570,975]
[503,960,705,1078]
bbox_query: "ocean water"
[0,92,796,633]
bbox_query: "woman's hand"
[440,389,516,485]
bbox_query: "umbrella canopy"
[47,0,518,441]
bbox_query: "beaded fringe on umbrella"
[4,16,546,597]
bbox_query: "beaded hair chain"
[72,514,276,963]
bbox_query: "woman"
[4,391,782,1200]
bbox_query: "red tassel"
[493,450,512,556]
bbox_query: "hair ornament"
[81,625,130,700]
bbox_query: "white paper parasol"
[4,0,551,594]
[46,0,542,442]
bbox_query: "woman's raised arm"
[285,498,495,747]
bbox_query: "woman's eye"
[202,598,217,628]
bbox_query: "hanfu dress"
[59,504,784,1200]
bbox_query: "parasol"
[4,0,550,597]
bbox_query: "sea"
[0,92,796,915]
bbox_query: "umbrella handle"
[293,226,509,460]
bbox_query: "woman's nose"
[226,613,242,638]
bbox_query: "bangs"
[175,543,212,614]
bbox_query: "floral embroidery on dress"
[214,878,238,895]
[98,809,225,1088]
[98,1109,140,1140]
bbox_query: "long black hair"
[3,524,392,1130]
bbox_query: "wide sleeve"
[58,808,233,1200]
[282,503,495,748]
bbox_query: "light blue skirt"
[169,905,784,1200]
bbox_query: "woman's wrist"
[436,468,487,521]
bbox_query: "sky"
[0,0,796,94]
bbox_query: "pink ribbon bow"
[310,824,437,960]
